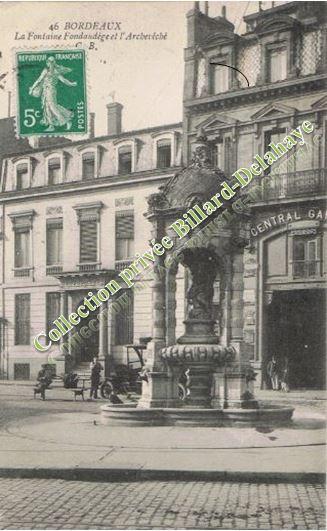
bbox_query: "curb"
[0,468,324,484]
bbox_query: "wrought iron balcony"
[46,265,63,276]
[260,169,326,201]
[115,259,132,272]
[13,267,33,278]
[78,262,101,272]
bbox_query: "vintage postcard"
[0,1,325,530]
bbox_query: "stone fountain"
[101,131,293,426]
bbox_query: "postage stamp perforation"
[12,45,89,139]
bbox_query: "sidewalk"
[0,382,325,483]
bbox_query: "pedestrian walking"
[89,356,103,399]
[267,355,280,390]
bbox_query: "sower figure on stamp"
[89,356,103,399]
[29,56,77,132]
[267,355,280,391]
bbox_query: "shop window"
[15,294,30,345]
[267,47,287,83]
[157,139,171,168]
[293,236,320,278]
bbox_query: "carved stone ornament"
[46,206,63,216]
[149,130,226,212]
[160,344,236,364]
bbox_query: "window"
[74,202,102,269]
[82,152,95,180]
[48,157,61,185]
[157,139,171,168]
[293,236,320,278]
[14,363,30,380]
[115,211,134,261]
[210,62,229,94]
[264,128,287,175]
[80,220,98,263]
[16,162,29,190]
[118,146,132,174]
[268,47,287,83]
[46,219,63,266]
[15,293,30,345]
[115,290,134,345]
[46,293,60,335]
[15,230,30,268]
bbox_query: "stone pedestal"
[210,340,258,409]
[184,362,214,408]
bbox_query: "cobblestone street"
[0,478,325,530]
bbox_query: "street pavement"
[0,381,325,529]
[0,477,325,529]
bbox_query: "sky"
[0,1,287,136]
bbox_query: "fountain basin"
[101,403,294,427]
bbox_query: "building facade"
[0,104,182,380]
[183,0,326,389]
[0,1,326,391]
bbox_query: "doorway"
[72,294,99,364]
[265,289,326,389]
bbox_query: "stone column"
[55,291,68,375]
[98,300,108,370]
[106,300,115,377]
[138,212,172,408]
[222,249,257,408]
[165,262,178,346]
[138,254,170,408]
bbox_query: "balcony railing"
[260,169,326,201]
[78,262,101,272]
[46,265,63,275]
[115,260,132,272]
[13,267,33,278]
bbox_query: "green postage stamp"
[16,49,87,136]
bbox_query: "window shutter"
[82,152,95,180]
[48,157,60,169]
[46,293,61,335]
[15,294,30,345]
[118,145,132,155]
[115,290,134,345]
[80,220,98,263]
[46,219,63,265]
[115,211,134,239]
[16,163,28,174]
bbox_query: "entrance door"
[74,296,99,364]
[266,289,326,389]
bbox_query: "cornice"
[184,74,327,114]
